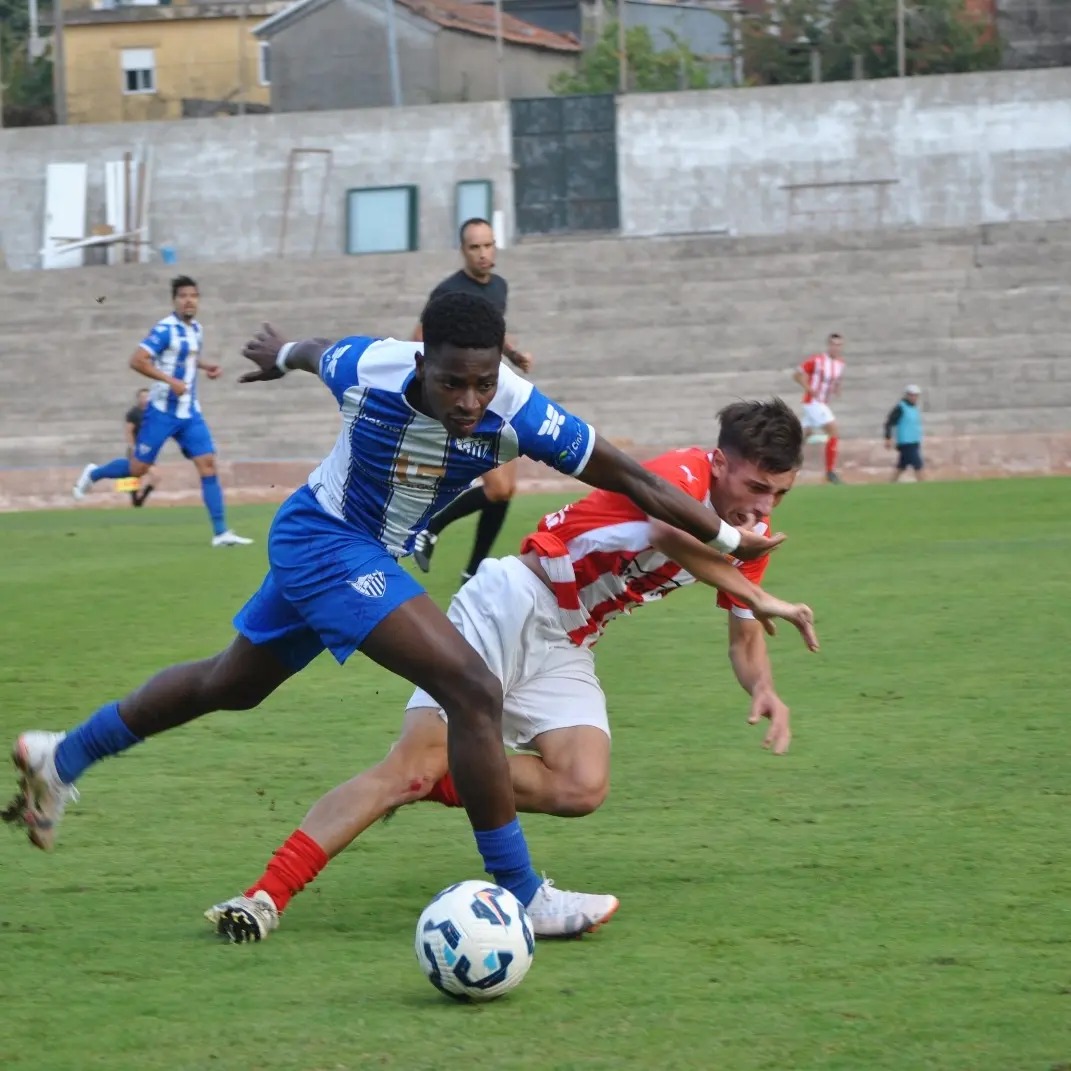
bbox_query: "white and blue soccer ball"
[415,880,535,1002]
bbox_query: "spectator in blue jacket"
[884,385,925,482]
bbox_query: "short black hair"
[135,387,149,397]
[171,275,197,298]
[421,291,505,355]
[717,398,803,473]
[459,217,492,245]
[828,331,842,342]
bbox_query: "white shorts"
[802,401,835,429]
[406,556,609,750]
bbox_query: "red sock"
[245,829,329,913]
[825,436,839,473]
[424,771,463,807]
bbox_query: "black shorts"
[896,443,923,471]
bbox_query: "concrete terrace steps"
[4,216,1066,289]
[1,220,1069,470]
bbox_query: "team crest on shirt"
[349,571,387,598]
[454,436,492,460]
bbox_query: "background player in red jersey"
[206,398,816,942]
[793,332,845,483]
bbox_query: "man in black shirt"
[412,218,533,580]
[124,388,158,507]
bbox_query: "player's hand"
[201,363,223,380]
[169,377,188,397]
[748,689,791,755]
[754,598,819,652]
[510,351,534,373]
[884,439,893,451]
[734,527,785,560]
[240,323,287,383]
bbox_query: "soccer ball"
[415,880,535,1002]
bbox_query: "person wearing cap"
[883,385,925,481]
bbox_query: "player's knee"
[555,773,609,817]
[381,737,449,801]
[197,456,218,477]
[129,459,150,476]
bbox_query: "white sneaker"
[205,890,279,943]
[4,731,80,851]
[211,530,253,547]
[72,463,96,501]
[525,877,620,938]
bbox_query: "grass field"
[1,478,1069,1071]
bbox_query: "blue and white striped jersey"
[306,337,596,558]
[139,314,204,419]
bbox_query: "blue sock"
[473,818,543,906]
[54,702,142,784]
[200,474,227,535]
[91,457,132,482]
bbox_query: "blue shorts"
[896,443,924,471]
[234,485,425,670]
[134,407,216,464]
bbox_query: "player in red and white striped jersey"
[206,399,818,939]
[793,332,845,484]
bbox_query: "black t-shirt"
[423,269,508,318]
[125,405,143,434]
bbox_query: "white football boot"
[5,731,80,851]
[205,890,280,943]
[72,463,96,501]
[211,530,254,547]
[525,878,620,938]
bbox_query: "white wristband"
[275,341,295,375]
[708,519,742,555]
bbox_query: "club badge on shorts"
[349,571,387,598]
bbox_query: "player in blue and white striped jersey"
[9,292,783,941]
[72,275,251,547]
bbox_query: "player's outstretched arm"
[649,520,818,652]
[578,437,784,562]
[728,614,792,755]
[238,323,333,382]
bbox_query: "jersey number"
[393,455,446,486]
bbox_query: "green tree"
[1,0,55,125]
[741,0,999,84]
[551,22,714,95]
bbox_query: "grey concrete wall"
[0,101,513,270]
[3,67,1070,272]
[435,33,576,103]
[269,0,440,111]
[618,68,1071,238]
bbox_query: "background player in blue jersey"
[8,292,781,941]
[72,275,251,547]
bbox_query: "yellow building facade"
[61,0,287,125]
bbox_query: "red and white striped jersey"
[519,448,770,648]
[799,352,845,405]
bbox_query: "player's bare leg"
[507,726,610,817]
[305,709,450,856]
[210,695,618,941]
[5,637,296,850]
